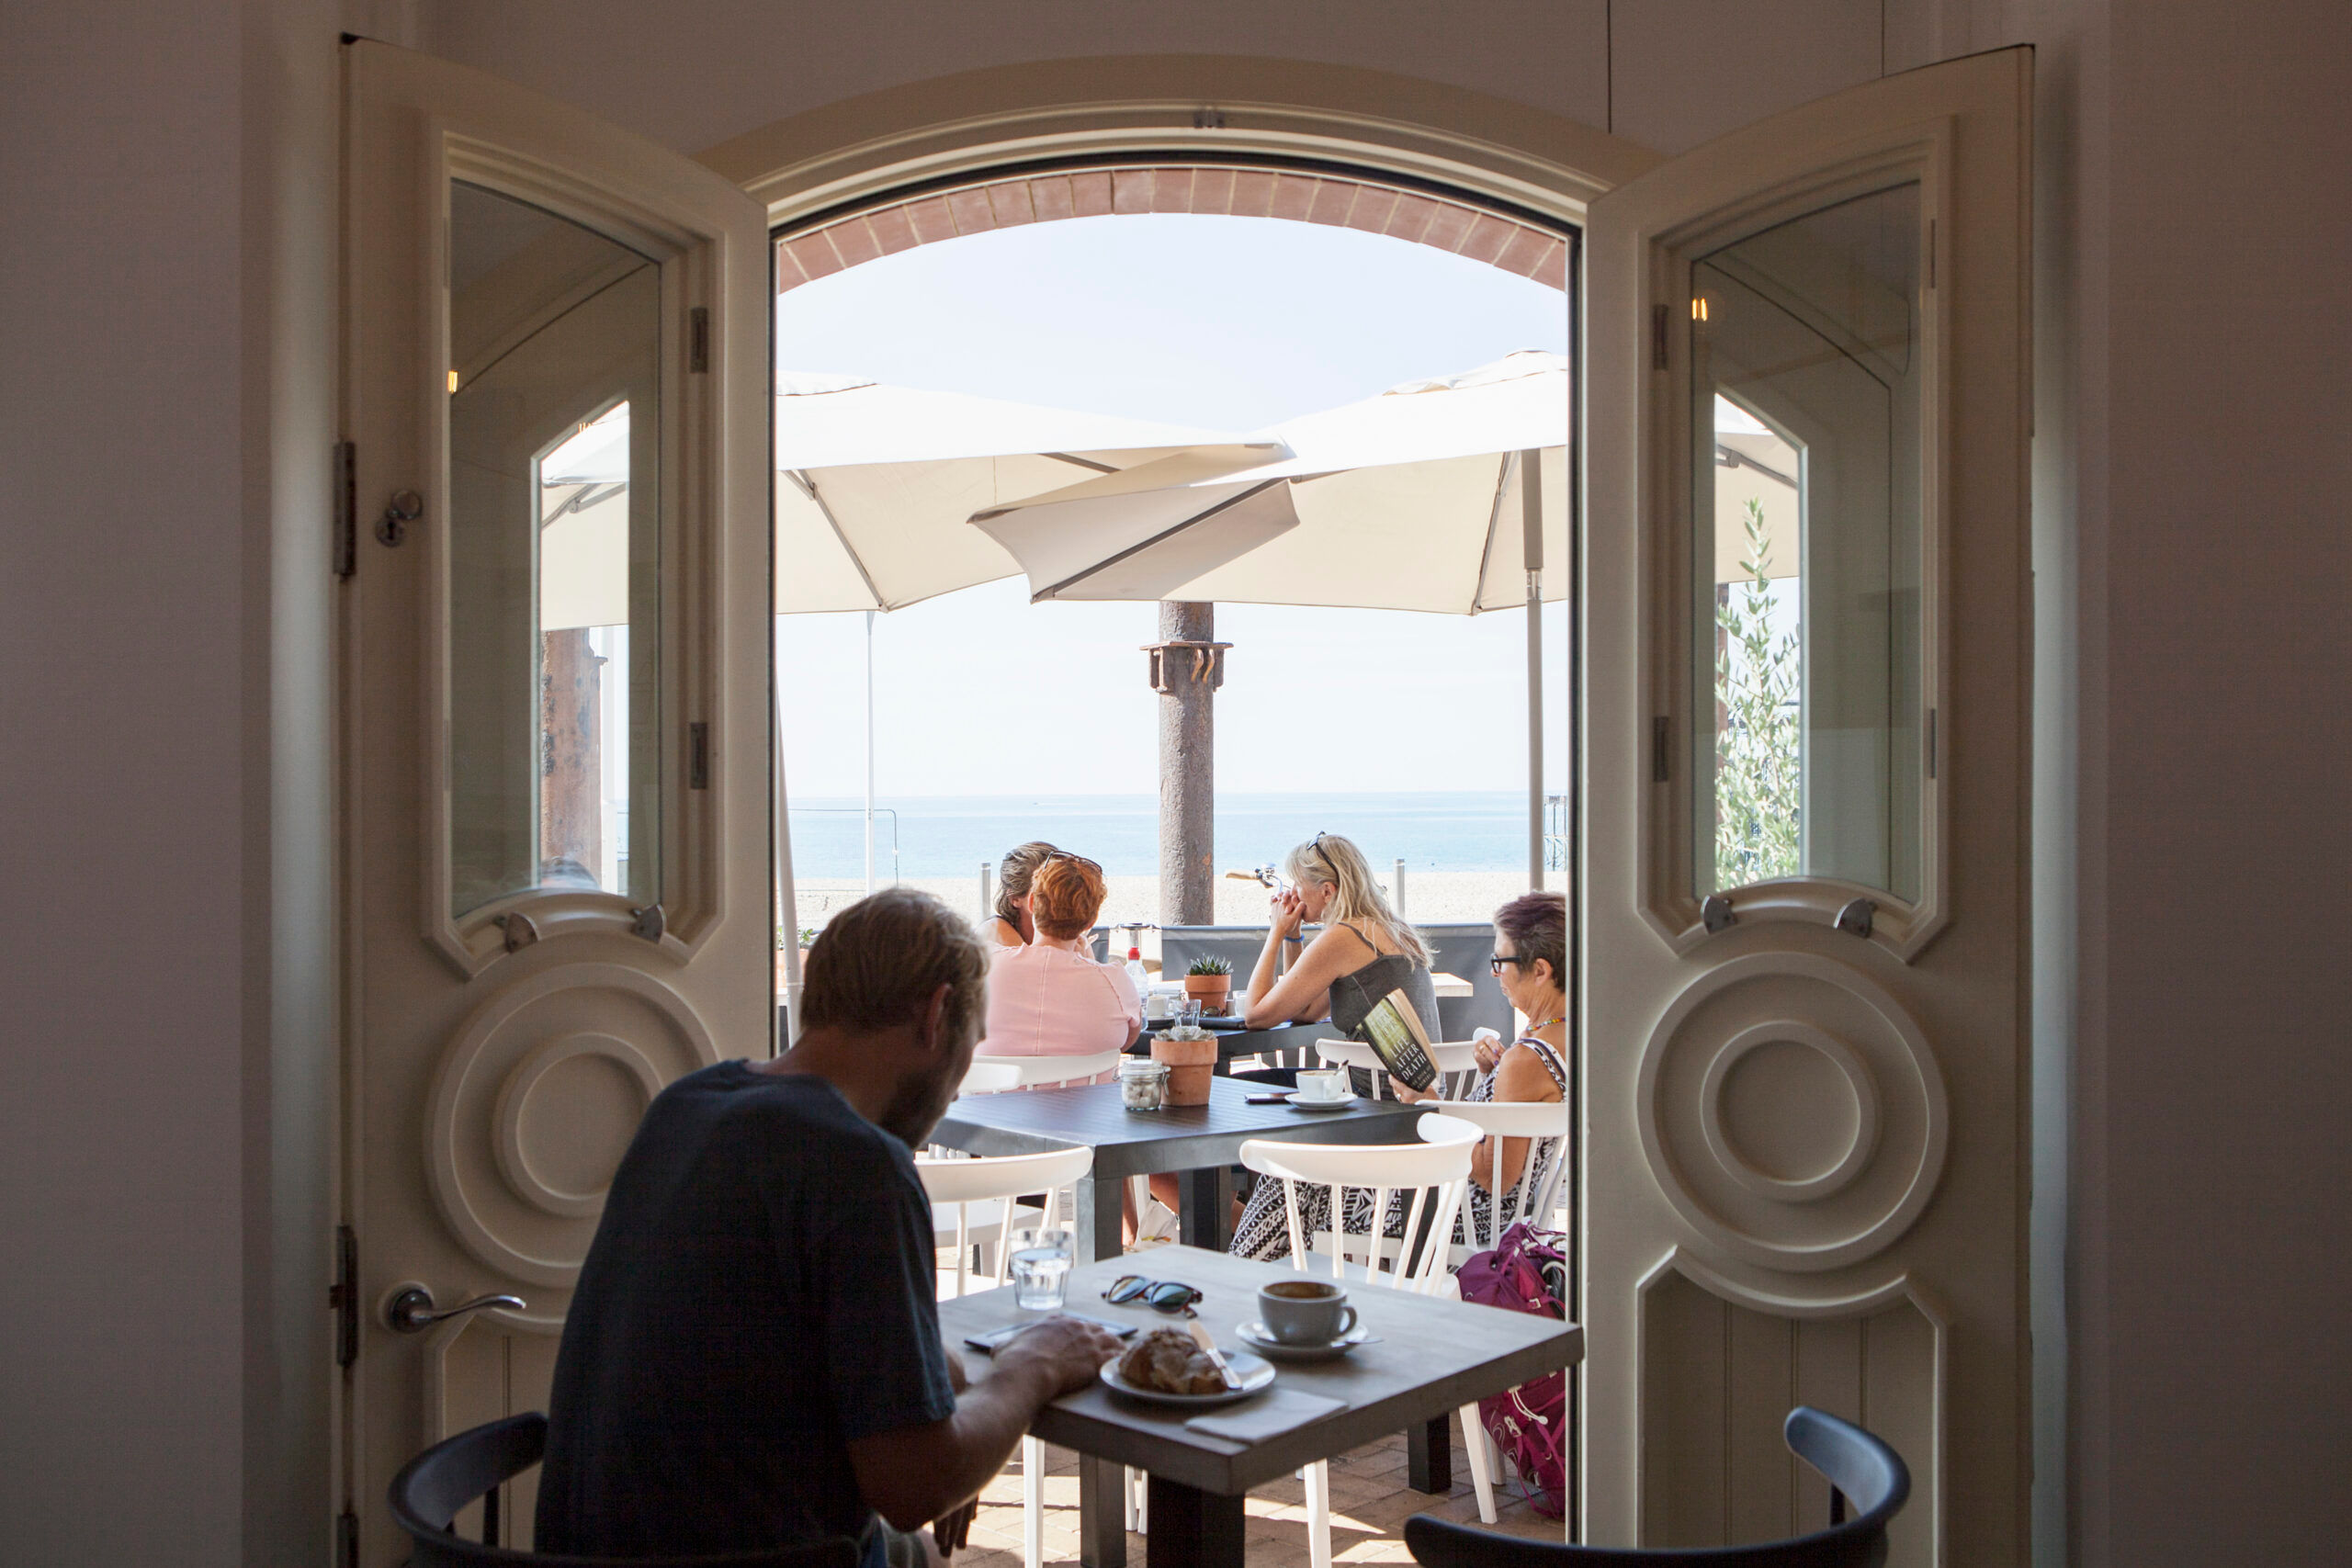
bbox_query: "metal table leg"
[1072,1171,1125,1265]
[1177,1164,1234,1252]
[1078,1454,1129,1568]
[1408,1413,1453,1493]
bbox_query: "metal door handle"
[384,1282,525,1334]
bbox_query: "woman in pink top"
[978,852,1139,1084]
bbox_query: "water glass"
[1010,1227,1072,1311]
[1177,998,1205,1029]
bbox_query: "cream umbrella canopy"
[773,370,1283,613]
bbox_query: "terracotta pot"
[1150,1034,1219,1106]
[1182,974,1233,1011]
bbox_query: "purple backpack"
[1455,1221,1570,1517]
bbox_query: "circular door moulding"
[1636,952,1946,1271]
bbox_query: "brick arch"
[775,164,1569,292]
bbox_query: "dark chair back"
[389,1412,862,1568]
[1155,925,1266,983]
[1402,1406,1908,1568]
[1415,922,1517,1041]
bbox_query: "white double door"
[1580,49,2033,1565]
[336,39,771,1564]
[334,37,2032,1568]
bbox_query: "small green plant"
[1186,954,1234,976]
[779,924,818,949]
[1713,494,1803,890]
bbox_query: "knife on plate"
[1187,1319,1240,1391]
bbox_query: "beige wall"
[3,0,2344,1560]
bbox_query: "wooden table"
[931,1076,1424,1262]
[942,1246,1583,1568]
[1430,970,1476,999]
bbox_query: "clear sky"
[774,212,1569,799]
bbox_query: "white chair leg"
[1132,1466,1148,1533]
[1459,1404,1498,1523]
[1306,1458,1332,1568]
[1021,1435,1045,1568]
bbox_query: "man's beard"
[876,1061,960,1148]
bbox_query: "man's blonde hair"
[802,888,989,1043]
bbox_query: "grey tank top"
[1326,923,1442,1043]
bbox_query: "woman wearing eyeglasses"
[1392,890,1567,1238]
[976,852,1139,1087]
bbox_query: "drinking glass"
[1177,998,1205,1029]
[1010,1227,1072,1311]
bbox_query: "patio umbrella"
[773,371,1283,613]
[969,352,1575,878]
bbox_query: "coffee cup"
[1295,1068,1350,1101]
[1258,1279,1358,1345]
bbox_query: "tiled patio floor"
[953,1427,1565,1567]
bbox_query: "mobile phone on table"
[963,1313,1138,1355]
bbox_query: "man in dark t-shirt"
[537,889,1117,1566]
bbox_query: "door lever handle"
[383,1282,526,1334]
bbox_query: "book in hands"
[1355,987,1439,1092]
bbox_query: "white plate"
[1286,1091,1360,1111]
[1100,1348,1276,1406]
[1234,1321,1378,1363]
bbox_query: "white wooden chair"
[1313,1037,1484,1100]
[1237,1114,1487,1567]
[914,1145,1095,1568]
[956,1060,1026,1096]
[967,1048,1125,1090]
[1431,1098,1571,1257]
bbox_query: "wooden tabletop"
[940,1246,1583,1496]
[1429,970,1476,999]
[932,1075,1424,1179]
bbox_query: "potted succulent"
[1183,953,1234,1013]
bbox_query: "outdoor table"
[1430,969,1475,998]
[940,1245,1583,1568]
[1125,1020,1329,1077]
[931,1075,1422,1262]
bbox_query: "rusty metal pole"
[1152,602,1225,928]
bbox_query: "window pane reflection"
[448,180,661,919]
[1690,182,1922,902]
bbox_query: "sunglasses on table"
[1102,1275,1204,1315]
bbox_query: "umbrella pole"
[1151,601,1226,929]
[1522,449,1545,889]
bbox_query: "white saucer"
[1100,1349,1275,1406]
[1234,1321,1378,1362]
[1285,1091,1359,1111]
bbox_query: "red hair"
[1030,854,1107,941]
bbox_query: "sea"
[786,790,1545,880]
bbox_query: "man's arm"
[848,1317,1121,1530]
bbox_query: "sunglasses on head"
[1102,1275,1204,1315]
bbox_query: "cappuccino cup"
[1258,1279,1359,1345]
[1295,1068,1350,1101]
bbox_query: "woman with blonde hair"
[986,840,1059,947]
[1237,831,1439,1041]
[977,852,1139,1086]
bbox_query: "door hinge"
[329,1224,358,1370]
[336,1505,358,1568]
[688,721,709,789]
[689,307,710,373]
[1651,303,1670,370]
[333,441,356,579]
[1652,716,1670,783]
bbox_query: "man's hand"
[991,1314,1125,1397]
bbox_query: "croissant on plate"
[1116,1326,1226,1395]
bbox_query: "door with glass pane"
[1583,51,2030,1563]
[339,39,769,1562]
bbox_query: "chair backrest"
[389,1413,861,1567]
[957,1061,1025,1096]
[967,1050,1124,1089]
[1400,1405,1909,1568]
[1423,1098,1570,1249]
[1238,1112,1481,1291]
[1315,1039,1484,1100]
[916,1145,1095,1205]
[916,1144,1095,1295]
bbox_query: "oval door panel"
[427,963,718,1296]
[1637,952,1946,1271]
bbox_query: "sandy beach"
[786,869,1559,946]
